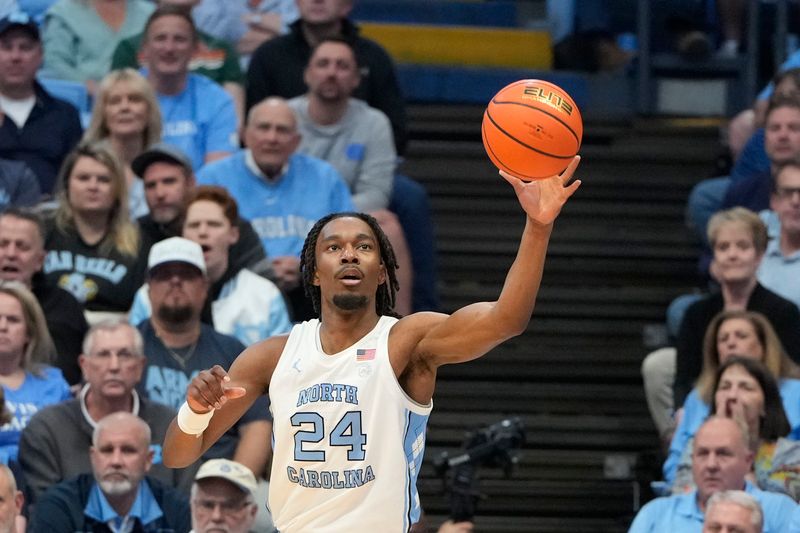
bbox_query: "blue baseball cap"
[0,12,39,41]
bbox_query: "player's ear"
[378,263,386,285]
[313,270,321,286]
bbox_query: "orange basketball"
[482,79,583,180]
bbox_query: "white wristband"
[177,402,214,435]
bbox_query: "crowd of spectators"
[0,0,444,530]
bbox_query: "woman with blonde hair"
[663,310,800,487]
[83,68,162,218]
[42,141,146,322]
[0,281,70,462]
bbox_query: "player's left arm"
[406,157,581,367]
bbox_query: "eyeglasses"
[775,186,800,199]
[193,498,253,514]
[88,349,141,361]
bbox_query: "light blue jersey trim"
[402,409,429,530]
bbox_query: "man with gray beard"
[29,412,190,532]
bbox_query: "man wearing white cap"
[191,459,258,533]
[136,237,272,490]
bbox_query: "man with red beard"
[29,412,190,531]
[629,417,796,532]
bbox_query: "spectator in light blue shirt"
[628,417,796,533]
[140,5,238,172]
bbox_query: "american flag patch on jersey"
[356,348,376,361]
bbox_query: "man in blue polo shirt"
[629,416,796,533]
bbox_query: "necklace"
[162,339,198,370]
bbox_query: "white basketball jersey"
[268,316,432,532]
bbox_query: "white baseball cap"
[194,459,258,498]
[147,237,206,275]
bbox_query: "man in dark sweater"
[29,412,190,532]
[246,0,407,154]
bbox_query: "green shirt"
[111,30,244,85]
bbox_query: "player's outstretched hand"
[186,365,247,413]
[500,155,581,226]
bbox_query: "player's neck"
[318,308,380,355]
[307,95,348,126]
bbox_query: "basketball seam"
[485,109,576,160]
[482,120,549,180]
[490,100,581,147]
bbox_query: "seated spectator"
[42,141,146,323]
[139,5,238,171]
[83,68,163,219]
[112,0,246,128]
[18,319,194,503]
[0,281,70,462]
[642,207,800,440]
[0,12,82,195]
[136,237,272,479]
[197,97,354,320]
[0,208,88,385]
[130,143,269,277]
[193,0,298,60]
[246,0,406,154]
[671,357,800,500]
[703,490,763,533]
[0,463,24,533]
[29,411,191,532]
[758,161,800,308]
[628,416,796,532]
[290,37,415,315]
[41,0,154,93]
[665,310,800,487]
[190,458,258,533]
[130,185,291,345]
[0,159,39,209]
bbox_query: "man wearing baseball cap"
[191,459,258,533]
[135,237,272,502]
[132,143,270,279]
[0,11,82,194]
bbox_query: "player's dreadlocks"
[300,212,401,318]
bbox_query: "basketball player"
[163,157,581,531]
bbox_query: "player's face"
[143,15,195,78]
[0,293,28,360]
[0,469,22,533]
[182,200,238,277]
[692,418,752,504]
[771,165,800,237]
[297,0,353,26]
[0,29,42,90]
[79,326,144,400]
[90,424,153,497]
[0,216,45,285]
[142,161,193,224]
[711,223,762,286]
[765,106,800,165]
[67,156,116,215]
[191,478,257,533]
[304,42,360,102]
[716,318,763,363]
[244,102,300,175]
[148,262,208,324]
[702,502,759,533]
[104,81,149,139]
[313,216,386,312]
[714,365,765,435]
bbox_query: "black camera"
[434,417,525,522]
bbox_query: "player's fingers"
[224,386,247,400]
[189,369,229,410]
[498,169,523,190]
[559,155,581,183]
[563,179,582,199]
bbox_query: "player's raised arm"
[162,338,283,468]
[411,156,581,366]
